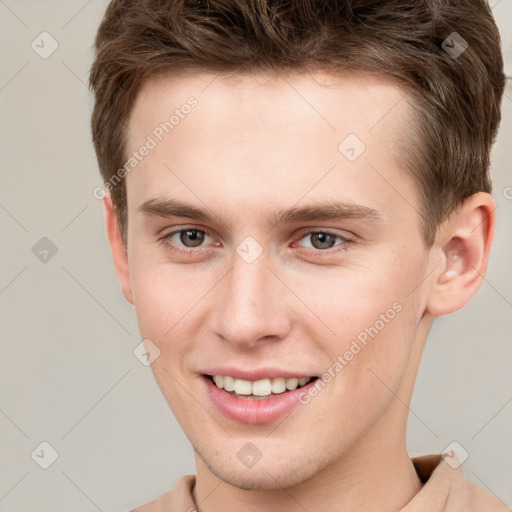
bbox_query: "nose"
[211,252,292,349]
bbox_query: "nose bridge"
[213,252,290,347]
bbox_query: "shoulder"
[465,478,511,512]
[407,454,510,512]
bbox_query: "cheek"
[291,307,415,452]
[291,257,411,348]
[129,250,209,337]
[293,254,421,412]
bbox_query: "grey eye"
[298,231,347,251]
[309,232,337,250]
[179,229,206,247]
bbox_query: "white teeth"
[285,377,299,391]
[252,379,272,396]
[223,375,235,392]
[234,378,252,395]
[211,375,312,397]
[271,377,286,394]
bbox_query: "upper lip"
[202,367,317,381]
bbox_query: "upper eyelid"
[293,227,351,239]
[165,226,215,240]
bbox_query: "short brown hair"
[89,0,506,248]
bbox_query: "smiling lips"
[203,372,319,424]
[210,374,314,398]
[200,366,321,423]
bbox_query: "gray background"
[0,0,511,510]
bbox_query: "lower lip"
[202,375,317,425]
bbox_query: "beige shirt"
[131,454,511,512]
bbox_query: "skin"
[103,69,495,512]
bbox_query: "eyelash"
[158,227,354,256]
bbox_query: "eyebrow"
[137,197,384,226]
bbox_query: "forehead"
[124,69,419,230]
[128,68,410,138]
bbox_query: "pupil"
[312,232,334,249]
[181,230,204,247]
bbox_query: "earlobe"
[425,192,495,317]
[103,193,134,304]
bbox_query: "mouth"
[204,374,319,400]
[200,367,322,424]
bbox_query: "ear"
[103,193,134,304]
[425,192,495,317]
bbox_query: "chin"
[198,446,330,491]
[215,467,309,491]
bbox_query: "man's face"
[122,70,432,489]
